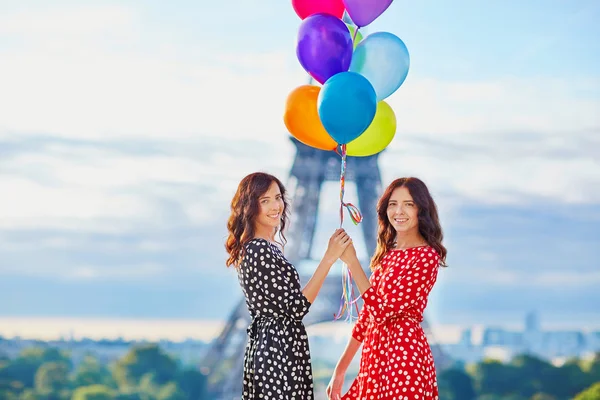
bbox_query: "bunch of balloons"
[284,0,410,321]
[284,0,410,158]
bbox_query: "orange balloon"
[284,85,338,151]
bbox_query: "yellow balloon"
[346,101,396,157]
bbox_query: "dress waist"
[386,312,423,324]
[247,314,302,338]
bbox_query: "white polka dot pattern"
[238,238,314,399]
[343,246,441,400]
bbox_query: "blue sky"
[0,0,599,332]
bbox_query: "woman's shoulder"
[245,237,269,246]
[244,238,272,252]
[243,238,279,259]
[417,245,440,265]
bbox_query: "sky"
[0,0,599,335]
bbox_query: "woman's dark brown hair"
[225,172,290,267]
[370,177,447,269]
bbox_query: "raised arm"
[301,228,352,303]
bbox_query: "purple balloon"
[343,0,393,27]
[296,13,353,84]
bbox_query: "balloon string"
[333,262,361,321]
[333,144,363,321]
[339,144,363,227]
[352,27,360,45]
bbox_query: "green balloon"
[346,24,364,49]
[346,101,396,157]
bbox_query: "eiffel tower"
[201,138,452,399]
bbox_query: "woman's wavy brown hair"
[225,172,290,268]
[369,177,447,270]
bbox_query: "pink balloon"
[343,0,393,27]
[292,0,345,20]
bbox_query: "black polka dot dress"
[237,238,313,399]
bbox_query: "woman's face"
[254,181,285,232]
[386,186,419,234]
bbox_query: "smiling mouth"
[268,213,280,220]
[394,218,408,223]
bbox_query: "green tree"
[510,354,554,397]
[438,368,476,400]
[138,372,159,396]
[477,395,503,400]
[113,389,145,400]
[545,358,591,398]
[72,385,115,400]
[176,368,208,399]
[574,382,600,400]
[34,362,70,392]
[530,393,557,400]
[0,347,71,390]
[71,356,115,388]
[0,390,19,400]
[472,359,520,396]
[113,344,178,389]
[586,352,600,384]
[156,382,186,400]
[19,389,41,400]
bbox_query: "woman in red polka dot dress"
[327,177,447,400]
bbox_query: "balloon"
[346,24,363,49]
[284,85,338,151]
[346,101,396,156]
[343,0,393,27]
[297,13,353,84]
[350,31,410,101]
[292,0,345,20]
[317,72,377,144]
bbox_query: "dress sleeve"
[361,248,439,324]
[243,239,311,320]
[351,305,370,342]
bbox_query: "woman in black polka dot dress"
[226,172,352,400]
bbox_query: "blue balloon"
[350,31,410,101]
[317,72,377,144]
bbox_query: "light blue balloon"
[350,31,410,101]
[317,72,377,144]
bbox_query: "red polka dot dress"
[342,246,441,400]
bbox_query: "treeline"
[437,352,600,400]
[312,353,600,400]
[0,344,208,399]
[1,344,599,399]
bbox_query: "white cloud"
[0,5,137,36]
[385,77,600,138]
[0,2,599,233]
[0,176,154,231]
[441,265,600,288]
[68,263,166,281]
[0,47,302,142]
[0,140,293,231]
[1,4,598,145]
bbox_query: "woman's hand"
[323,229,351,263]
[340,241,358,265]
[326,370,345,400]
